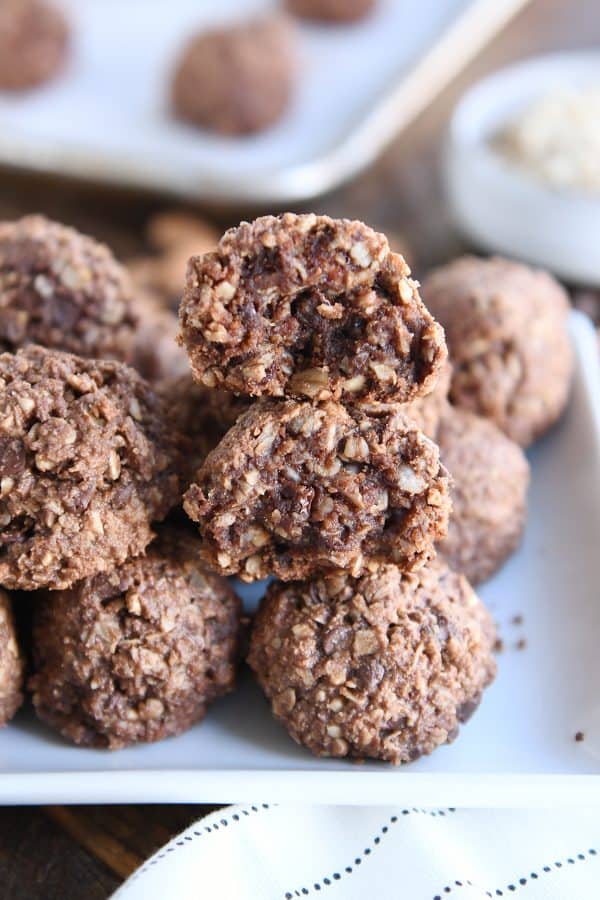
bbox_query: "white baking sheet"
[0,0,529,203]
[0,311,598,807]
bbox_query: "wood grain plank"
[0,807,119,900]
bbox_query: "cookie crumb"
[493,637,504,653]
[511,614,523,625]
[515,638,527,650]
[575,731,585,743]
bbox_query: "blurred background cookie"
[436,407,530,585]
[0,0,69,92]
[171,15,296,135]
[422,255,573,447]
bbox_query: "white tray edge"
[0,0,531,204]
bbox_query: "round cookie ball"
[29,527,242,749]
[0,590,25,727]
[179,213,447,404]
[171,16,296,136]
[421,256,573,447]
[287,0,376,23]
[0,216,138,363]
[437,408,529,585]
[248,561,496,763]
[0,346,182,590]
[184,398,451,582]
[160,374,250,483]
[0,0,68,91]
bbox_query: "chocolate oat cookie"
[184,398,451,582]
[0,216,139,363]
[160,374,250,481]
[286,0,376,23]
[129,211,218,313]
[179,214,446,404]
[171,16,295,135]
[422,256,573,447]
[0,0,69,91]
[437,408,529,585]
[248,560,496,763]
[130,294,189,383]
[0,590,24,726]
[0,346,181,590]
[400,360,451,439]
[29,527,241,749]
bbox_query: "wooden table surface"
[0,1,598,896]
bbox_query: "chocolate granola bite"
[0,346,182,590]
[160,374,250,481]
[400,360,451,439]
[130,294,189,383]
[171,16,295,136]
[0,0,69,91]
[248,560,496,763]
[421,256,573,447]
[437,409,529,585]
[128,210,218,312]
[286,0,376,23]
[184,398,450,582]
[29,527,241,749]
[0,590,24,726]
[0,216,138,363]
[179,214,446,404]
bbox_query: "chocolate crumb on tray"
[0,589,24,726]
[179,213,447,404]
[29,526,242,749]
[422,255,573,448]
[171,16,296,136]
[0,346,182,590]
[575,731,585,743]
[184,398,451,582]
[0,0,69,91]
[248,560,496,764]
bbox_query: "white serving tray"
[0,0,529,204]
[0,311,598,807]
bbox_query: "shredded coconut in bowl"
[494,86,600,194]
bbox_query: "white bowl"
[445,52,600,285]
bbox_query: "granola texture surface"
[437,408,529,585]
[184,398,450,582]
[179,214,447,404]
[0,589,24,726]
[29,527,242,749]
[422,256,572,447]
[172,16,295,135]
[0,216,138,363]
[248,560,496,763]
[0,0,68,91]
[0,346,182,590]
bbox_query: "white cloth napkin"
[113,805,599,899]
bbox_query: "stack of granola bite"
[177,213,498,764]
[0,211,573,762]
